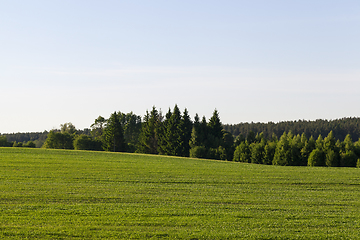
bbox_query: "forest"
[1,105,360,168]
[224,118,360,141]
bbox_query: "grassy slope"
[0,148,360,239]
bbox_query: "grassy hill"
[1,148,360,239]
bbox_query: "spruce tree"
[103,112,125,152]
[157,108,172,155]
[136,107,160,154]
[207,109,223,149]
[180,108,193,157]
[164,105,182,156]
[189,114,201,149]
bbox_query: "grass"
[1,147,360,239]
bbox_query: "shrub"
[74,135,102,151]
[190,146,207,159]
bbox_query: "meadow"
[0,148,360,239]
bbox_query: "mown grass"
[1,147,360,239]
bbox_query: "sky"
[1,0,360,133]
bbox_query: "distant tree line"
[0,136,37,148]
[0,127,91,148]
[0,132,48,148]
[224,118,360,142]
[233,131,360,168]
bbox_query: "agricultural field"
[0,148,360,239]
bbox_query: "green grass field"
[1,148,360,239]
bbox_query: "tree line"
[1,106,360,167]
[233,131,360,168]
[68,105,234,161]
[224,118,360,142]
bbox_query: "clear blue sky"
[1,0,359,133]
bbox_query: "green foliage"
[222,130,235,161]
[12,141,22,147]
[188,109,227,161]
[207,109,223,145]
[263,141,276,165]
[189,145,207,158]
[24,141,36,148]
[224,117,360,142]
[216,146,227,160]
[308,148,325,166]
[74,135,102,151]
[0,135,11,147]
[118,111,142,147]
[233,141,250,162]
[2,131,48,147]
[102,112,126,152]
[42,131,74,149]
[301,136,315,164]
[90,116,106,140]
[250,141,265,164]
[325,149,338,167]
[179,108,193,157]
[354,138,360,156]
[340,150,357,167]
[273,132,291,166]
[247,130,256,144]
[60,122,77,135]
[289,134,303,166]
[323,131,336,151]
[160,105,183,156]
[136,107,160,154]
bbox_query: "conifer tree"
[180,108,193,157]
[157,108,172,155]
[118,111,142,151]
[164,104,182,156]
[207,109,223,149]
[103,112,125,152]
[208,109,223,140]
[200,116,208,147]
[189,113,201,149]
[136,107,160,154]
[247,131,256,144]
